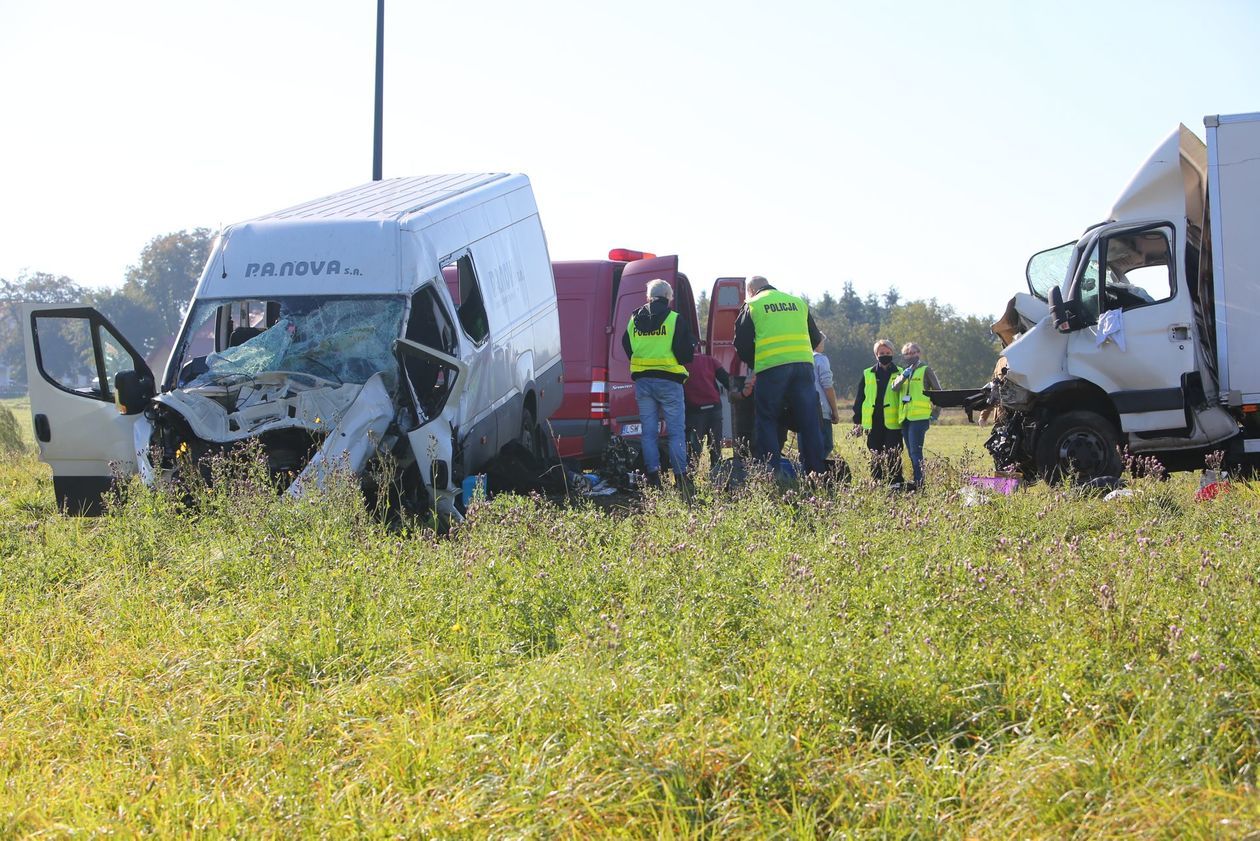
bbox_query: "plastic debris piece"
[959,486,992,506]
[1195,481,1230,502]
[967,475,1020,495]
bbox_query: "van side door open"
[22,304,155,514]
[394,338,469,514]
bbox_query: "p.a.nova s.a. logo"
[244,260,362,278]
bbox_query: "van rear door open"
[608,256,682,433]
[707,277,745,447]
[707,277,745,377]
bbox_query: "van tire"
[518,407,542,461]
[1035,410,1122,484]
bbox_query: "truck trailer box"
[1207,113,1260,403]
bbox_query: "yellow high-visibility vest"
[861,366,902,430]
[747,289,814,372]
[628,310,687,378]
[899,365,933,422]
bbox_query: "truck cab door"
[607,255,680,436]
[395,338,469,516]
[1065,224,1198,434]
[23,305,155,514]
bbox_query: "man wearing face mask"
[890,342,941,490]
[851,339,904,485]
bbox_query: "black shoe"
[644,471,662,489]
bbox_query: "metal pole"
[372,0,384,181]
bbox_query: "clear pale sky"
[2,0,1257,316]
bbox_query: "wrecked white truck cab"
[937,114,1260,481]
[24,173,563,514]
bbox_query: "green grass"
[1,409,1258,837]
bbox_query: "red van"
[550,250,746,464]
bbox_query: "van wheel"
[1034,410,1122,484]
[518,407,542,460]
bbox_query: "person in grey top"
[813,335,839,456]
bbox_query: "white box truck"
[23,173,563,514]
[939,113,1260,481]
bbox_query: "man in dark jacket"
[621,279,695,488]
[683,347,730,468]
[734,275,826,475]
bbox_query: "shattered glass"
[1026,241,1078,301]
[184,297,406,387]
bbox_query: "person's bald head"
[746,276,771,295]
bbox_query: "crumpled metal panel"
[288,372,395,497]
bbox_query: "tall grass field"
[1,398,1258,837]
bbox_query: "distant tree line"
[0,229,213,385]
[698,280,1001,397]
[4,236,1000,399]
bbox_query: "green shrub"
[0,404,24,452]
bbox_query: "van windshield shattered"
[177,296,406,387]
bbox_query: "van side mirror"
[1048,286,1083,333]
[114,369,155,415]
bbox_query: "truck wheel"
[518,407,542,461]
[1034,410,1122,484]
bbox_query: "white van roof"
[196,174,536,299]
[254,173,513,223]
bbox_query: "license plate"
[620,423,642,436]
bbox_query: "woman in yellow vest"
[891,342,942,489]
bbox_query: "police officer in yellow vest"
[733,275,827,475]
[851,338,904,485]
[621,278,695,488]
[891,341,942,489]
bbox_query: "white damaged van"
[23,173,563,515]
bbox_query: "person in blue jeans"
[732,276,827,476]
[621,278,694,489]
[891,341,942,489]
[634,377,688,486]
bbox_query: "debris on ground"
[1193,469,1231,502]
[966,475,1021,495]
[959,486,993,506]
[572,471,618,497]
[1079,475,1126,494]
